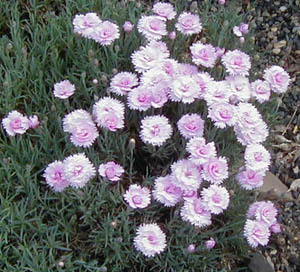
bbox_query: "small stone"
[274,40,287,48]
[279,6,287,12]
[249,254,275,272]
[273,48,281,54]
[271,27,278,32]
[270,249,277,256]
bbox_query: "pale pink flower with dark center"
[177,113,205,139]
[235,103,263,129]
[153,2,176,20]
[137,15,167,40]
[110,72,139,96]
[43,161,70,192]
[244,219,270,248]
[134,223,166,257]
[270,222,281,234]
[149,81,170,108]
[162,59,179,77]
[205,238,216,249]
[2,110,30,136]
[141,68,169,87]
[73,13,102,38]
[171,159,202,191]
[28,115,40,129]
[233,26,243,37]
[127,86,152,111]
[177,63,198,76]
[124,184,151,209]
[204,80,231,106]
[182,190,198,202]
[244,144,271,173]
[263,65,290,94]
[221,49,251,76]
[237,168,264,190]
[180,198,212,228]
[215,47,225,58]
[201,185,230,214]
[98,161,124,182]
[63,153,96,188]
[175,12,202,35]
[218,0,226,4]
[239,23,249,34]
[187,244,196,253]
[190,42,217,68]
[208,102,236,129]
[186,137,217,165]
[250,80,271,103]
[248,201,278,227]
[226,75,251,102]
[53,80,75,99]
[153,175,182,207]
[91,21,120,46]
[193,72,213,99]
[140,115,173,146]
[202,157,229,185]
[123,21,134,32]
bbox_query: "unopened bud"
[169,31,176,40]
[112,68,118,75]
[111,221,117,228]
[6,43,13,51]
[239,37,245,43]
[93,59,99,67]
[101,75,108,84]
[114,45,120,52]
[128,138,136,150]
[187,244,196,253]
[58,261,64,268]
[93,79,98,85]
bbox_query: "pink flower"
[201,185,230,214]
[169,31,176,40]
[153,2,176,20]
[236,168,264,190]
[110,72,139,96]
[221,49,251,76]
[190,42,217,68]
[270,222,281,234]
[141,68,169,87]
[202,157,229,185]
[123,21,134,32]
[244,144,271,173]
[63,153,96,188]
[205,238,216,249]
[218,0,226,4]
[153,175,182,207]
[263,65,290,94]
[250,80,271,103]
[140,115,173,146]
[208,102,236,129]
[162,59,179,77]
[127,86,152,111]
[215,47,225,58]
[98,161,124,182]
[53,80,75,99]
[43,161,70,192]
[73,13,102,38]
[186,137,217,165]
[93,97,125,131]
[244,219,270,248]
[91,21,120,46]
[180,198,212,228]
[249,201,278,227]
[187,244,196,253]
[204,80,230,106]
[175,12,202,35]
[149,81,169,108]
[177,113,205,139]
[193,72,213,99]
[124,184,151,209]
[226,75,251,102]
[171,159,202,191]
[137,15,167,40]
[177,63,198,76]
[233,26,243,37]
[134,223,166,257]
[233,23,248,37]
[28,115,40,129]
[182,189,198,201]
[2,110,30,136]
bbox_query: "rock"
[273,40,287,48]
[271,26,278,32]
[279,6,287,12]
[272,48,281,54]
[249,254,275,272]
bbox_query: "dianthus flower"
[153,175,182,207]
[127,86,152,111]
[215,47,225,58]
[180,198,212,228]
[134,223,167,257]
[270,222,281,234]
[53,80,75,99]
[190,42,217,68]
[244,144,271,173]
[202,157,229,185]
[247,201,278,227]
[250,80,271,103]
[72,13,102,38]
[152,2,176,20]
[171,159,202,191]
[149,81,169,108]
[110,72,139,96]
[140,115,172,146]
[140,68,169,86]
[226,75,251,102]
[205,238,216,249]
[177,63,198,76]
[92,97,125,131]
[236,168,264,190]
[91,21,120,46]
[263,65,290,94]
[2,110,30,136]
[161,59,179,77]
[28,115,40,129]
[43,160,70,192]
[124,184,151,209]
[63,110,99,147]
[221,49,251,76]
[123,21,134,32]
[193,72,213,99]
[186,137,217,165]
[169,75,200,103]
[201,185,230,214]
[137,15,167,40]
[63,153,96,188]
[175,12,202,35]
[182,189,198,202]
[204,80,231,106]
[177,113,205,139]
[98,161,124,182]
[208,102,236,129]
[243,219,270,248]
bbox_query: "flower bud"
[123,21,134,32]
[169,31,176,40]
[93,79,98,85]
[187,244,196,253]
[128,138,136,150]
[205,238,216,249]
[58,261,64,268]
